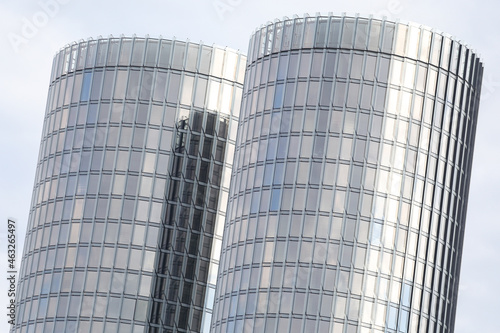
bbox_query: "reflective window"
[270,189,281,211]
[274,84,284,108]
[80,72,92,102]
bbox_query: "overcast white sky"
[1,0,498,332]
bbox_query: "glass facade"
[211,15,482,333]
[13,37,245,333]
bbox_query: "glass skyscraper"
[211,15,482,333]
[13,37,245,333]
[13,13,482,333]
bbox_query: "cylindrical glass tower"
[13,37,245,333]
[212,15,482,333]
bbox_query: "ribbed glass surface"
[212,14,482,333]
[13,37,245,333]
